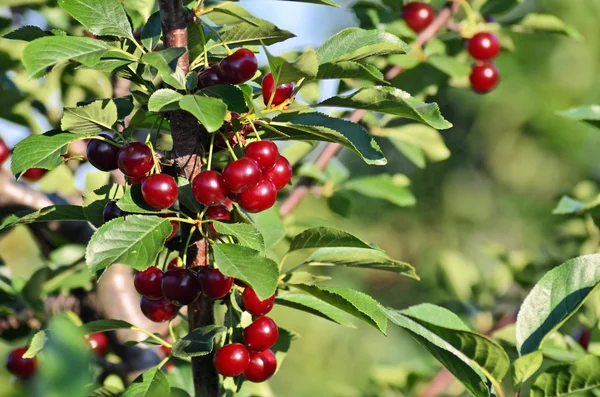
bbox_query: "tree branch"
[158,0,190,73]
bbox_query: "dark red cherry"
[198,267,234,299]
[21,168,47,182]
[244,349,277,383]
[88,332,109,356]
[140,296,179,322]
[244,141,279,172]
[213,343,250,377]
[198,66,225,88]
[86,133,119,171]
[242,288,275,317]
[117,142,154,178]
[6,347,36,379]
[141,174,178,210]
[238,179,277,213]
[103,201,125,223]
[243,316,279,352]
[402,2,435,33]
[192,170,228,206]
[162,268,201,306]
[264,156,292,190]
[218,48,258,85]
[158,214,179,241]
[0,138,10,167]
[262,73,294,107]
[205,204,231,234]
[134,266,163,300]
[470,62,499,93]
[467,32,500,60]
[222,158,262,194]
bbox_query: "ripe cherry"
[242,288,275,317]
[162,268,201,306]
[219,48,258,85]
[470,62,499,93]
[86,133,119,171]
[140,296,179,323]
[141,174,178,210]
[198,267,234,299]
[213,343,250,377]
[103,201,125,223]
[167,257,183,270]
[198,66,225,88]
[134,266,163,300]
[264,156,292,190]
[244,141,279,172]
[222,158,262,194]
[117,142,154,178]
[244,349,277,383]
[88,332,109,356]
[0,138,10,167]
[158,214,179,241]
[206,204,231,234]
[262,73,294,107]
[238,179,277,213]
[21,168,47,182]
[6,347,36,379]
[467,32,500,60]
[192,170,228,206]
[243,316,279,351]
[402,2,435,33]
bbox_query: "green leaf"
[317,86,452,130]
[124,366,170,397]
[142,48,187,90]
[86,215,173,272]
[530,355,600,397]
[556,105,600,129]
[265,47,319,85]
[0,205,86,231]
[481,0,523,16]
[204,3,257,26]
[169,388,191,397]
[342,174,415,207]
[117,184,166,214]
[212,221,265,253]
[211,244,279,300]
[81,319,134,334]
[171,325,226,358]
[427,55,471,79]
[21,267,51,311]
[3,25,49,41]
[58,0,133,39]
[516,254,600,356]
[24,331,48,358]
[61,99,118,134]
[288,226,374,252]
[141,12,161,51]
[512,13,583,41]
[218,17,295,47]
[82,184,125,227]
[276,293,355,327]
[179,95,227,133]
[552,195,600,215]
[177,178,203,214]
[200,85,246,114]
[247,206,285,248]
[148,89,183,112]
[284,0,339,6]
[316,61,386,83]
[280,272,331,285]
[271,327,299,375]
[512,351,543,388]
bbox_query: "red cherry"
[161,268,201,306]
[0,138,9,167]
[244,349,277,383]
[86,133,119,171]
[192,170,228,206]
[117,142,154,178]
[470,62,499,93]
[167,257,182,270]
[243,316,279,352]
[242,288,275,317]
[134,266,164,300]
[238,179,277,213]
[244,141,279,172]
[264,156,292,190]
[205,204,231,234]
[140,296,179,322]
[198,267,234,299]
[222,158,262,194]
[141,174,178,210]
[213,343,250,377]
[103,201,125,223]
[158,213,179,241]
[88,332,109,356]
[219,48,258,85]
[262,73,294,107]
[198,66,225,88]
[21,168,47,182]
[467,32,500,60]
[403,2,435,33]
[6,347,36,379]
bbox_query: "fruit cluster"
[198,48,258,88]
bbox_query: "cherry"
[198,66,225,88]
[134,266,164,300]
[467,32,500,60]
[167,257,183,270]
[192,170,228,206]
[103,201,125,223]
[198,267,234,299]
[21,168,47,182]
[6,347,36,379]
[140,296,179,322]
[242,288,275,317]
[219,48,258,85]
[88,332,109,356]
[0,138,9,167]
[222,158,262,194]
[141,174,178,210]
[470,62,499,93]
[213,343,250,377]
[86,133,119,171]
[205,204,231,234]
[244,349,277,383]
[244,141,279,172]
[117,142,153,178]
[162,268,201,306]
[158,214,179,241]
[264,156,292,190]
[261,73,294,107]
[402,2,435,33]
[238,179,277,213]
[243,316,279,352]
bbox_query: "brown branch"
[158,0,190,73]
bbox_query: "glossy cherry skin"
[238,179,277,213]
[86,133,119,171]
[206,204,231,234]
[244,141,279,172]
[219,48,258,85]
[140,296,179,323]
[470,62,499,93]
[103,201,125,223]
[244,349,277,383]
[134,266,164,300]
[243,316,279,352]
[192,170,228,206]
[198,66,225,88]
[222,158,262,194]
[242,288,275,317]
[141,174,178,210]
[213,343,250,377]
[6,347,37,379]
[162,268,201,306]
[264,156,292,190]
[88,332,109,356]
[0,138,10,167]
[262,73,294,107]
[402,2,435,33]
[21,168,47,182]
[198,267,234,299]
[117,142,154,178]
[467,32,500,60]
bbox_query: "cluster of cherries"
[0,137,47,182]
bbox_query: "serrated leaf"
[61,99,118,134]
[218,17,295,47]
[141,12,161,51]
[58,0,133,39]
[316,61,386,83]
[200,85,246,114]
[276,293,355,327]
[24,331,48,358]
[124,366,170,397]
[530,355,600,397]
[0,205,87,231]
[3,25,49,41]
[265,47,319,85]
[288,226,373,252]
[82,184,125,227]
[142,48,187,90]
[205,3,257,26]
[512,351,543,388]
[179,95,227,133]
[117,184,167,214]
[81,319,134,334]
[557,105,600,129]
[513,13,582,40]
[342,174,416,207]
[171,325,226,358]
[148,89,183,112]
[212,221,265,253]
[247,206,285,248]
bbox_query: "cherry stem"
[219,132,238,160]
[182,226,197,266]
[161,249,172,271]
[249,121,261,140]
[85,135,122,149]
[207,132,216,171]
[168,320,177,344]
[157,356,170,369]
[131,326,172,348]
